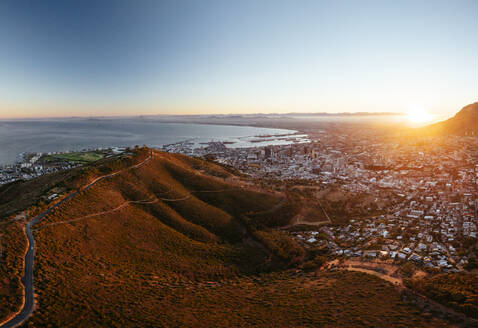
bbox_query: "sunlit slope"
[421,102,478,135]
[35,150,291,275]
[22,151,291,325]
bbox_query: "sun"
[406,105,432,124]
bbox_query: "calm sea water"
[0,118,301,165]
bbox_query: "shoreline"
[0,121,303,167]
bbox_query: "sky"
[0,0,477,118]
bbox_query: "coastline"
[0,121,301,167]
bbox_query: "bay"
[0,118,302,165]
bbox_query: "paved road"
[0,150,152,328]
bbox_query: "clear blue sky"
[0,0,477,118]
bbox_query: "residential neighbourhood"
[0,147,125,185]
[162,128,478,273]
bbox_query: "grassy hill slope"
[0,149,452,327]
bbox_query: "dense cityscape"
[162,129,478,273]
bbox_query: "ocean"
[0,118,305,165]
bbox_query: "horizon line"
[0,111,408,121]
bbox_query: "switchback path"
[283,200,331,229]
[37,187,244,228]
[38,198,159,228]
[0,150,153,328]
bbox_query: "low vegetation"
[0,149,456,327]
[406,273,478,318]
[0,220,26,323]
[0,148,146,219]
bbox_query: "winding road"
[0,150,153,328]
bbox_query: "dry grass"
[0,150,454,327]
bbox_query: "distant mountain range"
[281,112,404,117]
[157,112,404,119]
[424,102,478,135]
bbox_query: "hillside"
[0,149,452,327]
[423,102,478,135]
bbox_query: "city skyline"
[1,0,477,119]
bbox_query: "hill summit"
[424,102,478,135]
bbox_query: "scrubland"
[0,149,454,327]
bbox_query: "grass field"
[41,151,105,164]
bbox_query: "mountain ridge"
[423,102,478,135]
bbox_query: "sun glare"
[407,105,432,124]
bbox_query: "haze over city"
[1,0,477,119]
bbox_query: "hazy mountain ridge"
[424,102,478,135]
